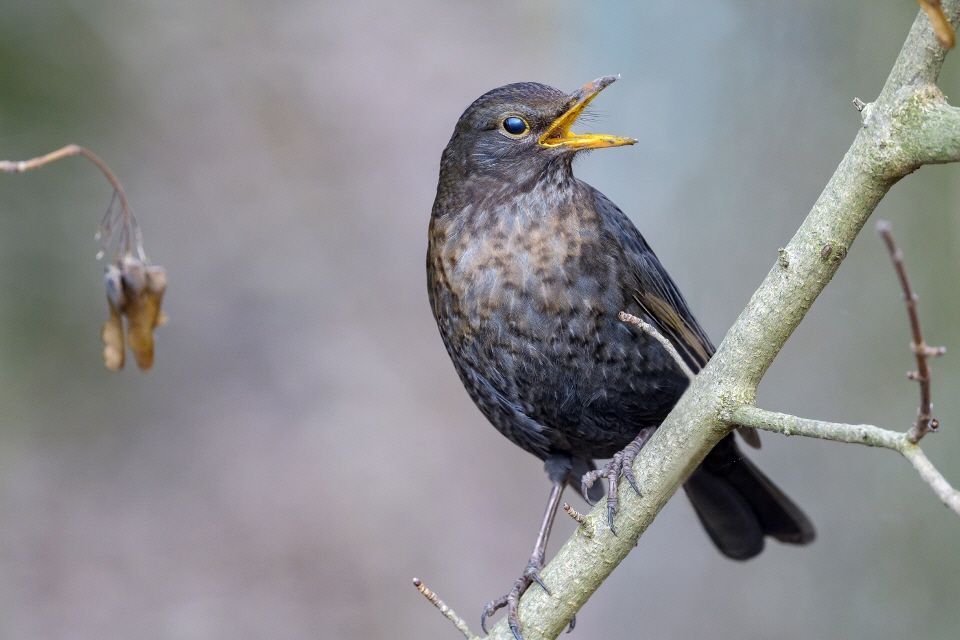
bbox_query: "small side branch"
[876,221,945,442]
[729,405,907,449]
[563,503,587,525]
[902,445,960,513]
[729,405,960,517]
[911,102,960,166]
[0,144,136,255]
[618,311,695,380]
[413,578,481,640]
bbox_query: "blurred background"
[1,1,958,638]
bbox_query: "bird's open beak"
[538,76,637,150]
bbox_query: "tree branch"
[901,445,960,513]
[728,405,960,517]
[0,144,142,261]
[727,405,906,449]
[483,6,960,639]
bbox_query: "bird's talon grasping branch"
[581,427,656,533]
[527,570,550,596]
[481,595,507,634]
[624,466,642,496]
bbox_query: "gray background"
[1,2,959,638]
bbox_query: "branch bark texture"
[486,7,960,639]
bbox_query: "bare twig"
[718,224,960,517]
[728,405,960,517]
[876,221,945,442]
[728,405,906,449]
[618,311,695,380]
[901,444,960,513]
[0,144,143,261]
[413,578,481,640]
[563,503,587,526]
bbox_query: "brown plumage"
[427,77,814,639]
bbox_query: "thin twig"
[729,405,960,517]
[618,311,696,380]
[563,503,587,525]
[0,144,133,222]
[901,444,960,513]
[729,405,907,449]
[876,221,945,442]
[0,144,141,261]
[413,578,481,640]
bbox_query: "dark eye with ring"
[502,117,529,136]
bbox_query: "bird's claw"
[580,478,593,504]
[580,427,656,533]
[526,568,551,595]
[481,559,549,639]
[481,595,507,634]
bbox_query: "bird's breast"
[436,193,619,342]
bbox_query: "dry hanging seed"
[1,144,168,371]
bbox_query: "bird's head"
[440,76,636,186]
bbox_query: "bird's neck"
[433,157,576,224]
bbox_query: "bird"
[426,76,815,639]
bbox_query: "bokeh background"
[1,2,959,638]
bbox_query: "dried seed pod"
[101,298,126,372]
[104,263,126,310]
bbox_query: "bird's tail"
[682,434,815,560]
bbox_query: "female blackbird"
[427,77,814,638]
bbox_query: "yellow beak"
[538,76,637,150]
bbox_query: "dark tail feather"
[683,434,815,560]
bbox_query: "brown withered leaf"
[102,298,126,372]
[100,259,167,372]
[919,0,956,50]
[126,266,167,371]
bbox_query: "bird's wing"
[592,188,761,448]
[591,188,714,372]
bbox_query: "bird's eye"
[501,117,529,136]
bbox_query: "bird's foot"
[580,427,656,534]
[481,559,548,640]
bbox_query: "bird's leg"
[481,481,565,640]
[581,426,656,533]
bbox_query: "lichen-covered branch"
[728,405,960,517]
[901,445,960,513]
[483,6,960,639]
[728,405,906,449]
